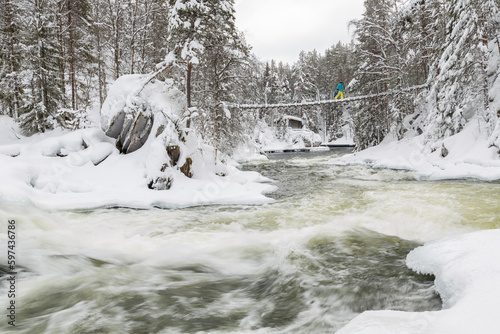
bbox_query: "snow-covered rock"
[101,74,173,153]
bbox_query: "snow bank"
[337,229,500,334]
[0,124,275,210]
[0,76,276,210]
[328,118,500,181]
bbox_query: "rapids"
[1,149,499,333]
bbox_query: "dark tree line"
[0,0,168,134]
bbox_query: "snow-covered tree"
[0,0,22,119]
[166,0,207,113]
[424,0,499,145]
[195,0,250,155]
[293,51,315,103]
[18,0,64,135]
[350,0,399,149]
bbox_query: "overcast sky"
[234,0,365,64]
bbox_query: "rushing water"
[1,149,500,333]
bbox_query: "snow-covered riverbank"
[328,117,500,181]
[0,115,275,210]
[338,229,500,334]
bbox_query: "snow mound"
[252,120,324,153]
[328,118,500,181]
[100,74,181,133]
[337,229,500,334]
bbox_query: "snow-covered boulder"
[101,74,184,154]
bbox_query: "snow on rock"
[100,74,172,153]
[328,117,500,181]
[0,123,275,210]
[337,229,500,334]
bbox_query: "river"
[1,149,499,333]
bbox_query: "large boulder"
[113,95,154,154]
[101,75,158,154]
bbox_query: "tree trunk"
[186,62,193,128]
[5,0,19,119]
[140,0,151,73]
[479,9,489,112]
[129,0,137,74]
[114,1,121,80]
[67,0,77,110]
[57,0,66,107]
[93,0,105,108]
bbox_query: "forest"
[1,0,500,153]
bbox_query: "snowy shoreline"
[0,115,276,211]
[327,118,500,182]
[338,229,500,334]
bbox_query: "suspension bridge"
[230,84,429,153]
[234,84,428,111]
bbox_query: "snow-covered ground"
[253,122,326,153]
[328,117,500,181]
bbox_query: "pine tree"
[196,0,250,155]
[106,0,126,80]
[166,0,207,115]
[293,51,314,103]
[66,0,94,111]
[89,0,108,108]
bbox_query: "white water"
[1,150,499,333]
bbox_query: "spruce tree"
[166,0,207,115]
[351,0,398,149]
[196,0,250,155]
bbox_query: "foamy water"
[1,150,498,333]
